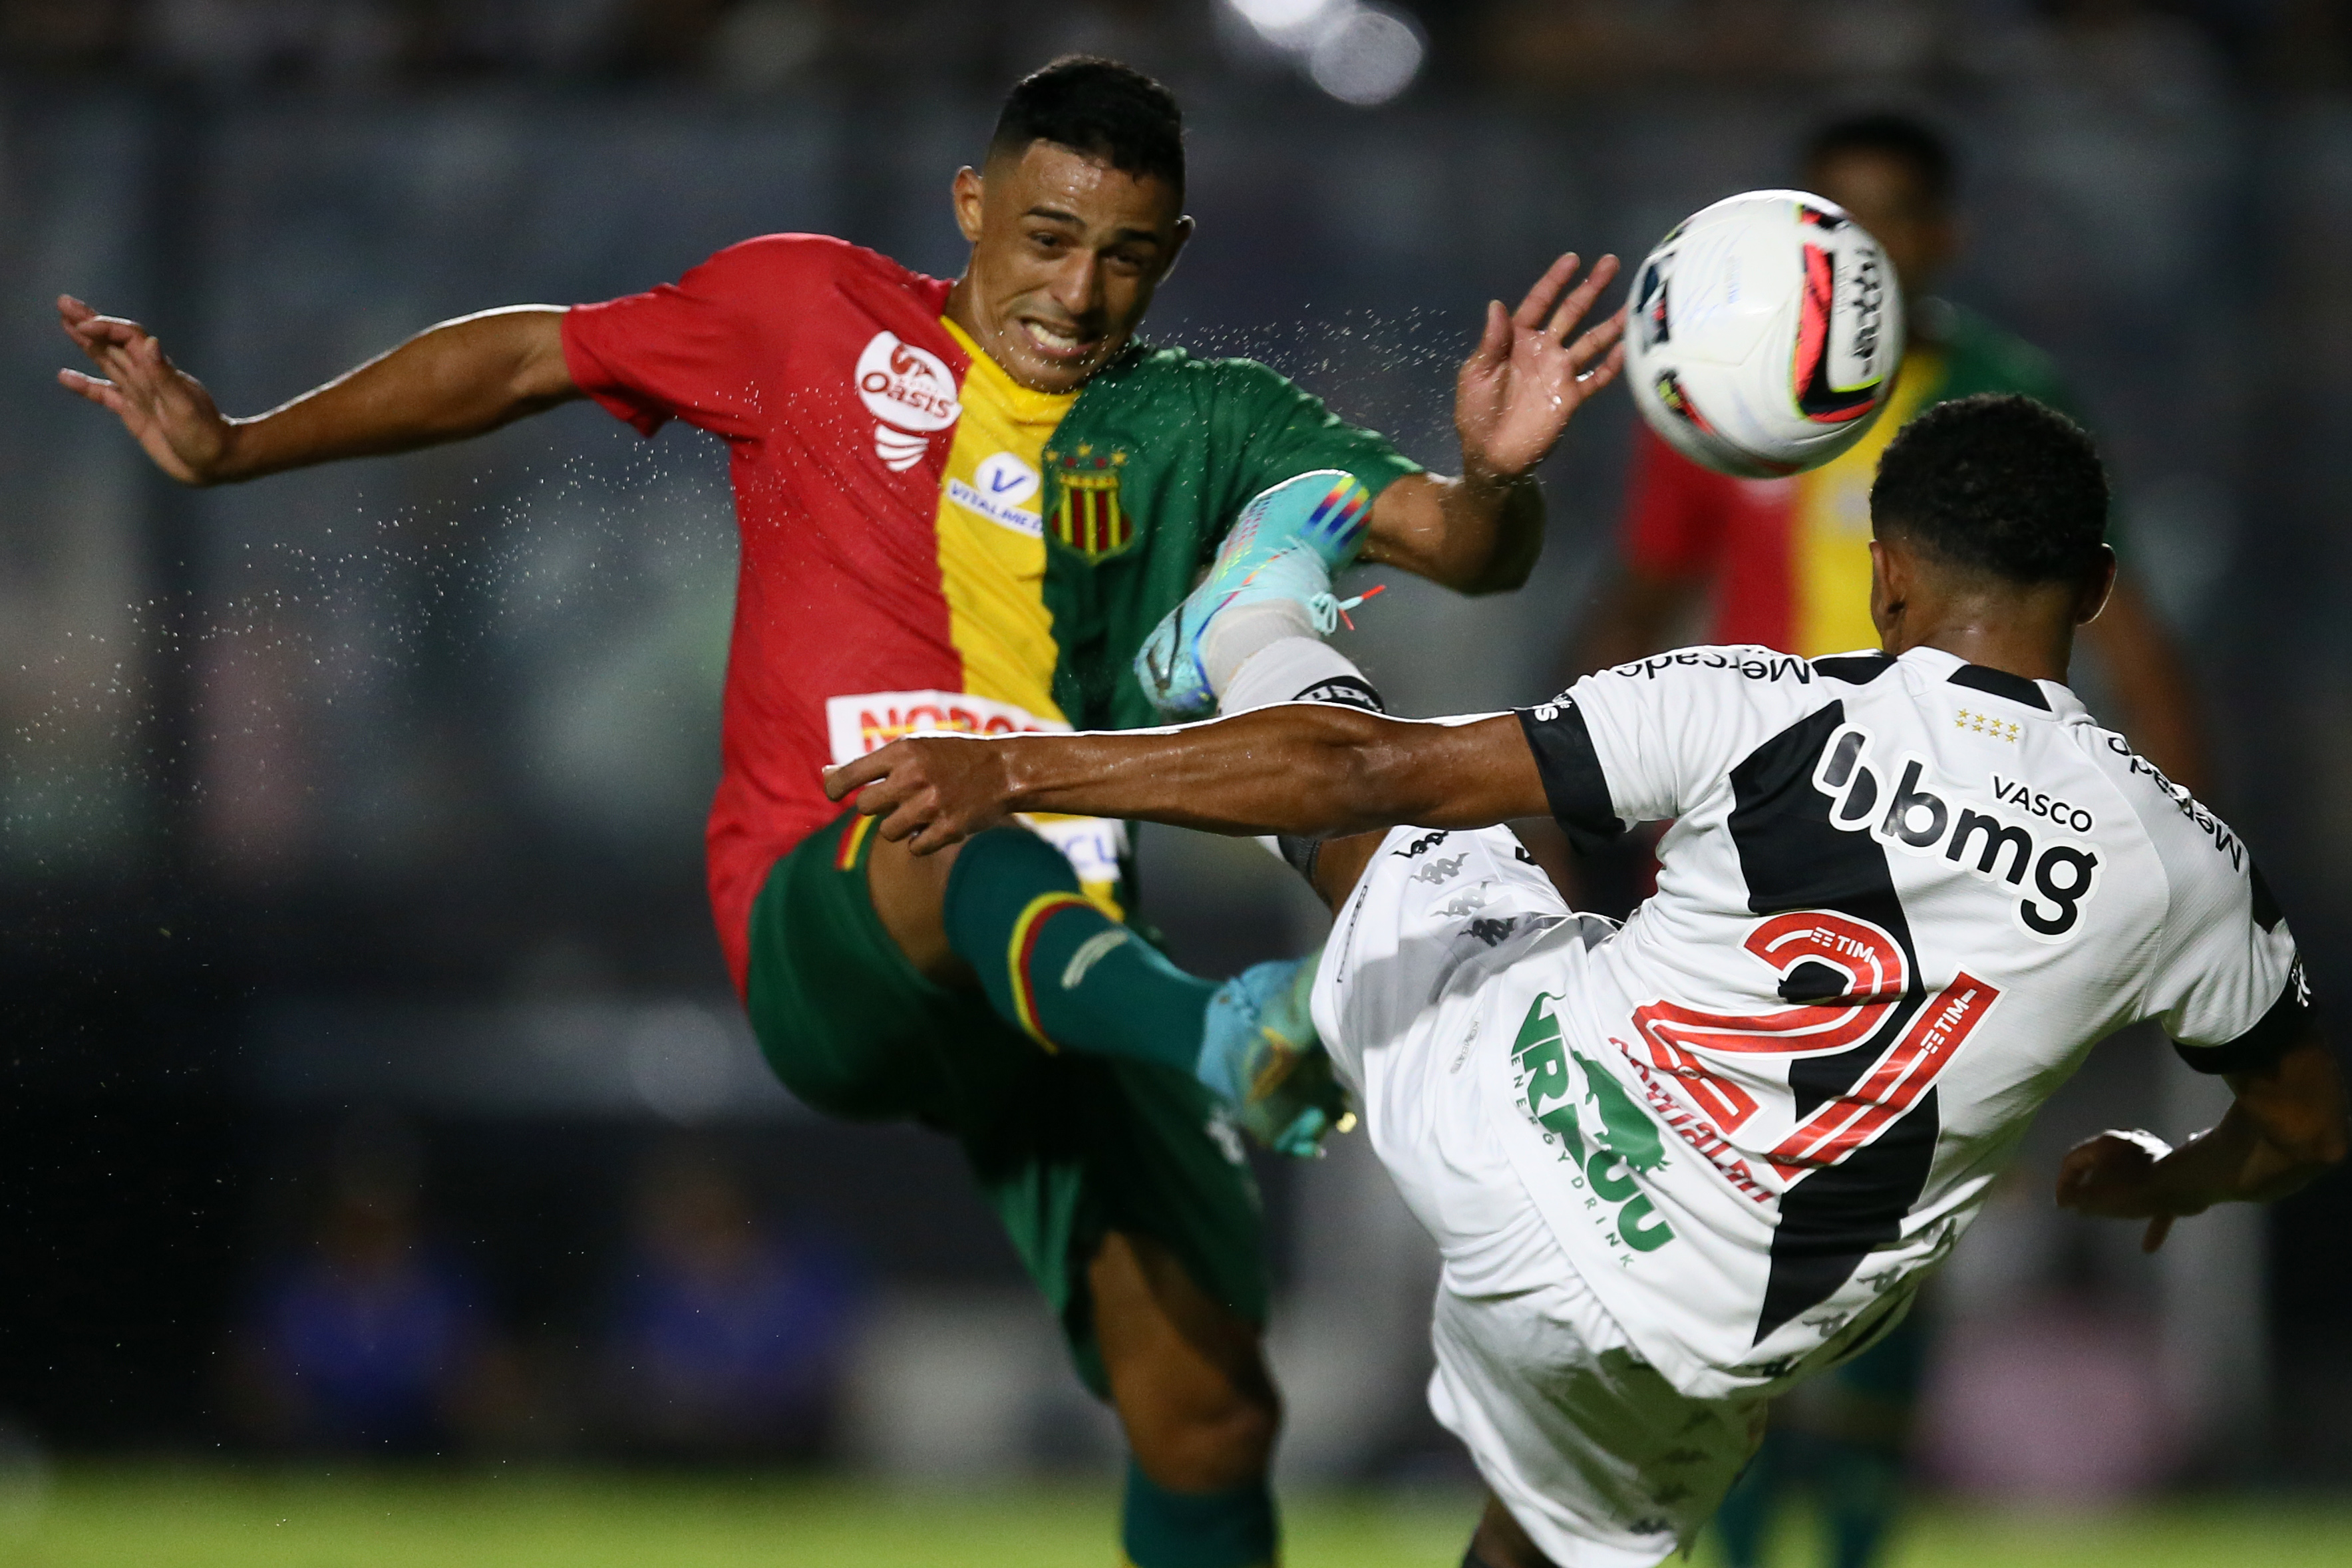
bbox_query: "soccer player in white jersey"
[825,393,2345,1568]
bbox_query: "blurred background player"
[227,1114,521,1454]
[599,1148,864,1460]
[56,55,1622,1568]
[1569,111,2213,1568]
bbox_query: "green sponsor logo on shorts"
[1509,992,1675,1256]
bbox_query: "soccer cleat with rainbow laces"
[1196,955,1353,1158]
[1135,469,1376,718]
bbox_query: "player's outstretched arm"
[56,296,578,486]
[2056,1030,2347,1252]
[1361,251,1628,595]
[824,706,1552,857]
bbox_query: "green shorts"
[742,808,1267,1396]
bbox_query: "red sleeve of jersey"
[1621,421,1736,581]
[562,234,842,441]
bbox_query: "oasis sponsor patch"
[856,331,960,472]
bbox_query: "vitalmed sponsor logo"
[946,451,1043,537]
[855,331,959,472]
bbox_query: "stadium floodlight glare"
[1306,5,1425,106]
[1223,0,1425,106]
[1230,0,1344,41]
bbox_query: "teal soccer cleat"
[1134,469,1377,718]
[1197,955,1354,1158]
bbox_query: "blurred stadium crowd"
[223,1117,862,1460]
[0,1,2343,92]
[4,0,2352,1519]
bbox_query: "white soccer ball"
[1625,190,1906,478]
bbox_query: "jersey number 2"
[1629,911,1999,1180]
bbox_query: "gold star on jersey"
[1953,708,2021,742]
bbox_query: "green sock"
[1121,1459,1277,1568]
[943,827,1215,1074]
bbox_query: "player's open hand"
[2055,1129,2197,1253]
[57,295,238,486]
[824,736,1017,855]
[1454,252,1627,482]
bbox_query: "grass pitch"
[5,1467,2347,1567]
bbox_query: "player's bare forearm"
[58,297,577,486]
[225,307,580,480]
[2057,1032,2345,1249]
[824,707,1549,856]
[1361,470,1545,594]
[1361,249,1625,594]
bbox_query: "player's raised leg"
[862,826,1339,1157]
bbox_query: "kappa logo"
[856,331,960,472]
[1468,917,1518,947]
[1437,883,1492,919]
[1390,830,1452,859]
[1292,676,1385,714]
[1409,852,1468,887]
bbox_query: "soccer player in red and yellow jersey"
[57,59,1627,1568]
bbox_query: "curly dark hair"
[990,57,1184,198]
[1870,394,2109,584]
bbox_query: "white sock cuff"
[1218,636,1383,716]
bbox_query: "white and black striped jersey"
[1484,643,2308,1396]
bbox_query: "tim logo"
[856,331,960,472]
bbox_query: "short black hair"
[1870,394,2108,585]
[1805,111,1955,209]
[989,57,1184,198]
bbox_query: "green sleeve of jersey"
[1942,307,2081,421]
[1206,357,1423,513]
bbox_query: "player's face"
[1808,150,1956,300]
[949,140,1190,394]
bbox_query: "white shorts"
[1312,826,1764,1567]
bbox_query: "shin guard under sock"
[1120,1459,1277,1568]
[942,826,1214,1072]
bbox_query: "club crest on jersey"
[1044,445,1134,559]
[856,331,960,472]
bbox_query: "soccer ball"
[1625,190,1905,478]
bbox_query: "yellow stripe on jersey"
[1790,345,1947,658]
[935,319,1074,725]
[933,323,1124,918]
